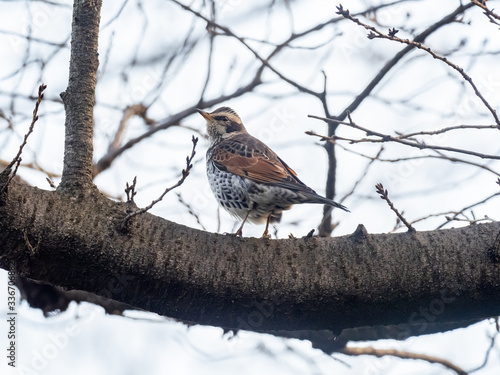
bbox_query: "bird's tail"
[302,192,350,212]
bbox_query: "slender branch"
[172,1,412,98]
[176,192,207,231]
[336,3,500,127]
[1,84,46,193]
[120,136,198,228]
[469,329,499,373]
[317,72,337,237]
[0,159,61,179]
[171,0,321,96]
[398,124,498,139]
[446,216,496,225]
[335,143,500,178]
[306,115,500,160]
[375,183,415,232]
[198,2,216,102]
[319,2,474,236]
[340,346,467,375]
[335,2,474,122]
[0,29,68,47]
[340,146,384,203]
[471,0,500,26]
[92,75,262,177]
[436,191,500,229]
[108,104,152,153]
[92,1,414,178]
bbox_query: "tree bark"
[1,0,498,349]
[1,179,499,335]
[59,0,102,192]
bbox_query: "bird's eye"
[214,115,229,122]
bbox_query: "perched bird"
[198,106,349,238]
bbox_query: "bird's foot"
[261,230,271,239]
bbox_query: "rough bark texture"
[1,179,499,335]
[59,0,102,191]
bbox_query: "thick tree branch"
[59,0,102,191]
[1,179,499,335]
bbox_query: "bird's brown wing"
[210,135,316,193]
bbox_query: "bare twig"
[340,346,467,375]
[335,143,500,178]
[471,0,500,26]
[0,159,61,179]
[0,29,69,48]
[317,2,475,236]
[176,192,207,231]
[0,108,13,129]
[436,191,500,229]
[125,176,137,204]
[1,84,46,193]
[375,183,415,232]
[317,71,336,237]
[174,1,418,101]
[198,2,216,102]
[92,75,262,177]
[171,0,320,97]
[108,104,153,153]
[397,124,498,139]
[306,115,500,160]
[341,146,384,203]
[335,4,500,127]
[469,330,499,373]
[445,215,496,225]
[120,136,198,229]
[334,2,474,122]
[92,1,418,179]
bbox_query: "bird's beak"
[196,109,213,121]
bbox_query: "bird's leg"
[235,209,251,237]
[262,214,272,239]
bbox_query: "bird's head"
[197,107,247,143]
